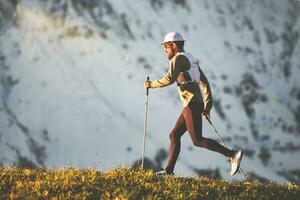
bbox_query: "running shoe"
[230,150,243,176]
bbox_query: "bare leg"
[165,113,187,174]
[183,103,235,158]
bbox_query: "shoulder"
[171,53,190,68]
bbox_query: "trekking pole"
[141,76,150,169]
[205,115,248,181]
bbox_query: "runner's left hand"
[203,111,210,119]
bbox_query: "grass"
[0,167,299,200]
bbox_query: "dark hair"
[173,41,184,51]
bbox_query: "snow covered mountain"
[0,0,299,183]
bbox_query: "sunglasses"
[163,42,174,49]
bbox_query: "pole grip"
[146,76,150,96]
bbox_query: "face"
[163,42,177,60]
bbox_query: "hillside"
[0,167,299,199]
[0,0,300,183]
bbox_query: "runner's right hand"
[144,81,152,89]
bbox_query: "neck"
[175,50,184,56]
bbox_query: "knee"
[169,132,180,143]
[199,139,208,148]
[193,138,206,148]
[192,140,199,147]
[169,132,175,141]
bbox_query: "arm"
[150,55,187,88]
[150,67,174,88]
[199,67,213,114]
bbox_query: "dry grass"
[0,167,299,199]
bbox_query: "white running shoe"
[155,170,175,176]
[230,150,243,176]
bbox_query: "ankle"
[226,149,236,159]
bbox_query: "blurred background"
[0,0,299,183]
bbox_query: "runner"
[144,32,243,176]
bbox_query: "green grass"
[0,167,299,200]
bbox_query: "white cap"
[161,32,185,44]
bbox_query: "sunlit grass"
[0,167,299,199]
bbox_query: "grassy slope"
[0,167,299,200]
